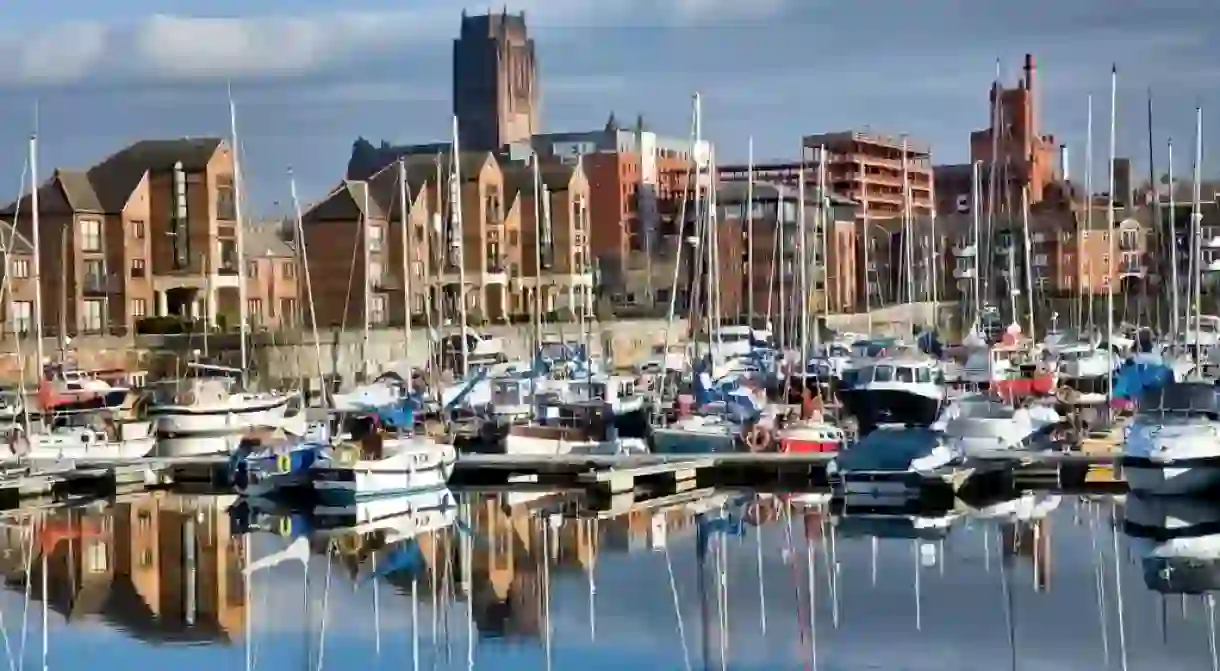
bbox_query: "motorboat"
[562,374,650,438]
[1123,381,1220,496]
[330,368,415,414]
[500,401,649,456]
[827,426,964,508]
[776,418,845,453]
[837,355,948,434]
[148,363,297,437]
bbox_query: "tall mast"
[451,116,469,377]
[798,163,808,365]
[288,169,325,404]
[901,136,914,336]
[1146,89,1159,332]
[863,199,873,332]
[746,137,755,325]
[1105,65,1117,396]
[1084,94,1095,335]
[398,159,412,354]
[228,91,249,378]
[1168,139,1179,340]
[1192,105,1204,372]
[28,135,44,373]
[361,182,371,375]
[971,161,983,325]
[1021,186,1035,335]
[817,144,829,347]
[531,153,544,358]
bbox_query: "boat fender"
[279,516,293,537]
[746,426,772,452]
[276,453,292,474]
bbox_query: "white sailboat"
[147,94,298,437]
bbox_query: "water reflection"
[0,491,1219,668]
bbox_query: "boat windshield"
[1138,382,1220,416]
[873,365,894,382]
[895,367,915,383]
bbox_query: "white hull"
[16,434,156,462]
[155,433,243,457]
[152,394,293,436]
[503,433,649,456]
[313,440,457,502]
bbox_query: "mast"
[531,154,544,359]
[398,159,412,355]
[1105,65,1117,396]
[1085,94,1095,334]
[929,167,939,319]
[901,136,914,336]
[28,135,44,372]
[289,169,325,405]
[1169,139,1179,339]
[1146,89,1160,333]
[985,58,1002,307]
[1021,186,1035,335]
[971,161,983,326]
[229,92,249,379]
[863,199,873,332]
[361,182,371,375]
[747,137,755,325]
[777,185,787,358]
[798,164,808,367]
[817,144,829,347]
[1192,105,1204,372]
[451,116,469,377]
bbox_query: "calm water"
[0,489,1217,670]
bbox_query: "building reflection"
[1001,519,1053,592]
[0,494,246,644]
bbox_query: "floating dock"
[0,449,1133,511]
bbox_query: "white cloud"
[0,1,794,88]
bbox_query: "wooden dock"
[0,448,1136,512]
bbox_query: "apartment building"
[0,221,36,336]
[244,223,300,330]
[801,131,934,221]
[501,160,594,318]
[0,138,300,336]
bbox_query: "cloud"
[0,1,795,88]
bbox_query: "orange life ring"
[746,426,772,452]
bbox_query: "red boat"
[777,421,844,453]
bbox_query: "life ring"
[276,453,292,473]
[746,426,772,452]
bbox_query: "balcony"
[1119,235,1140,250]
[370,274,401,292]
[952,244,977,257]
[82,274,119,295]
[1118,262,1145,276]
[216,195,237,221]
[953,266,976,279]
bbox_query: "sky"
[0,0,1217,214]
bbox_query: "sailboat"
[147,95,298,437]
[7,133,155,461]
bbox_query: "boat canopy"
[1136,381,1220,415]
[834,427,946,472]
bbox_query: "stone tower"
[453,8,541,152]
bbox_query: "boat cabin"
[846,358,944,389]
[507,401,613,442]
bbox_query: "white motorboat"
[1123,382,1220,496]
[148,364,296,437]
[236,485,458,540]
[310,435,457,503]
[652,412,742,454]
[827,427,964,507]
[330,369,414,413]
[501,399,649,456]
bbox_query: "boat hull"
[151,395,292,436]
[312,444,457,503]
[839,388,943,434]
[779,437,839,453]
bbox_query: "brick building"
[0,138,299,336]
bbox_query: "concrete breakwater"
[0,318,691,386]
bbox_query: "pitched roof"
[301,180,386,223]
[244,221,295,259]
[0,220,34,255]
[0,137,224,217]
[365,159,437,219]
[502,162,579,211]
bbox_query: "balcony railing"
[370,275,401,292]
[82,274,118,295]
[1119,235,1140,250]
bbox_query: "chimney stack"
[1023,54,1035,89]
[1060,144,1069,182]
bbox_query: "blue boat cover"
[1113,360,1174,400]
[834,427,945,472]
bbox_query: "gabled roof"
[0,138,224,217]
[365,159,437,220]
[502,162,579,211]
[244,221,295,259]
[0,221,34,255]
[301,180,386,223]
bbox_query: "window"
[247,298,263,324]
[367,224,384,251]
[82,300,103,332]
[85,542,108,574]
[132,298,147,318]
[131,258,146,278]
[9,259,28,279]
[280,298,297,325]
[282,261,295,279]
[508,230,519,246]
[10,301,31,334]
[247,261,258,278]
[369,261,383,286]
[80,219,101,251]
[131,220,145,239]
[370,294,387,325]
